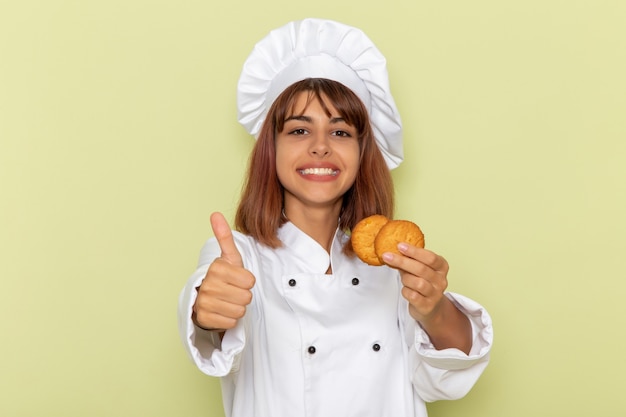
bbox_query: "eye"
[289,128,308,135]
[332,130,353,138]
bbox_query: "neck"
[283,202,341,253]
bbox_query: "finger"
[399,268,435,294]
[402,285,427,304]
[207,256,256,290]
[381,251,431,276]
[401,275,446,314]
[194,283,252,329]
[202,270,254,304]
[210,212,244,267]
[195,310,239,330]
[385,251,448,292]
[196,296,248,321]
[397,244,449,273]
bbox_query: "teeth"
[299,168,338,176]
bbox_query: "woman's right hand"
[192,212,256,331]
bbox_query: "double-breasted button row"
[287,277,361,287]
[306,343,381,354]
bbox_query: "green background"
[1,0,625,416]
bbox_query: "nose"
[309,133,331,158]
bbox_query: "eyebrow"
[284,115,347,124]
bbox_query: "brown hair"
[235,78,394,254]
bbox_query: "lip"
[296,163,340,180]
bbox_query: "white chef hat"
[237,18,404,169]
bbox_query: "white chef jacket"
[178,221,493,417]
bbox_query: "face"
[275,92,360,215]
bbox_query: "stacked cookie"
[351,215,425,266]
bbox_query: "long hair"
[235,78,394,254]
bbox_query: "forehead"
[286,91,337,117]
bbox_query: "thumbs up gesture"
[193,212,256,331]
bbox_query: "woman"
[178,19,493,417]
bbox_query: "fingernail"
[398,243,409,252]
[382,252,393,262]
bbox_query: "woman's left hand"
[381,244,472,354]
[381,243,449,324]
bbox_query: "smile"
[298,168,339,176]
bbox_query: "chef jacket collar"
[278,221,350,274]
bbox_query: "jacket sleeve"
[177,238,247,377]
[405,292,493,402]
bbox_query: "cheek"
[338,147,360,188]
[274,148,293,187]
[274,137,295,165]
[344,142,361,171]
[275,164,289,186]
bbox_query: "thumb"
[210,212,243,267]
